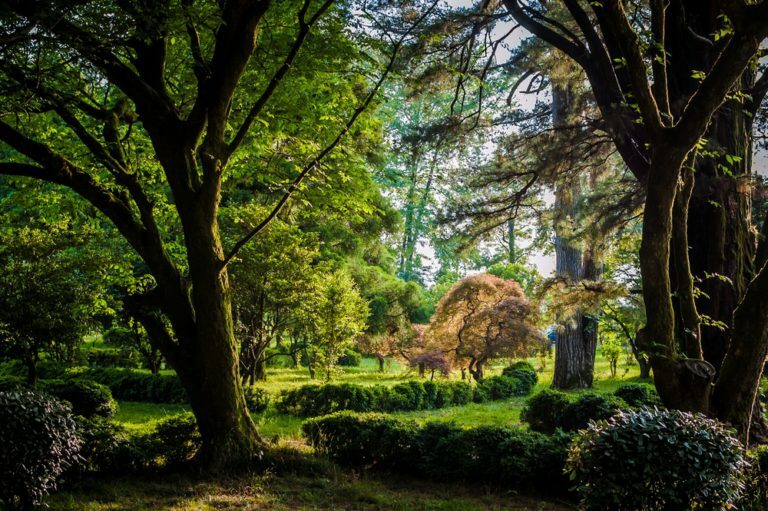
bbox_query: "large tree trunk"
[182,262,262,470]
[550,83,598,389]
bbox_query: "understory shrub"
[0,390,82,511]
[149,413,202,467]
[74,416,151,474]
[502,361,538,391]
[76,367,187,404]
[279,371,534,417]
[522,389,627,433]
[243,386,270,414]
[740,445,768,510]
[303,412,571,494]
[612,383,660,407]
[337,350,362,367]
[567,408,746,510]
[40,378,116,418]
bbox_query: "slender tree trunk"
[377,354,385,372]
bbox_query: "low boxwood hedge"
[278,365,537,417]
[302,411,572,494]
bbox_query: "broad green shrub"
[303,412,572,494]
[303,412,419,469]
[79,367,187,403]
[150,413,201,467]
[473,375,526,402]
[502,361,538,391]
[522,390,627,433]
[243,386,270,414]
[40,378,116,418]
[0,390,82,511]
[337,350,362,367]
[567,408,746,510]
[74,416,151,474]
[521,389,571,434]
[612,383,660,407]
[559,392,626,432]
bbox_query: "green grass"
[48,472,574,510]
[112,350,648,440]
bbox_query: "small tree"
[103,322,164,374]
[299,269,368,380]
[425,274,545,381]
[0,225,107,384]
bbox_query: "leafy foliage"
[39,378,117,418]
[424,274,545,380]
[567,408,747,510]
[302,412,572,494]
[0,390,82,510]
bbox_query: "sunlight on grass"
[113,350,648,440]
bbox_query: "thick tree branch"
[225,0,336,163]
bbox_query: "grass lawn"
[48,472,575,510]
[58,351,645,511]
[113,350,649,440]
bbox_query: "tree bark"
[550,83,598,390]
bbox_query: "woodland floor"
[48,472,575,511]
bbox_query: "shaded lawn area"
[48,472,575,511]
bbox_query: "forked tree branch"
[221,1,440,269]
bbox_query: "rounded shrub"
[303,412,419,468]
[150,413,201,467]
[567,408,747,510]
[337,349,362,367]
[243,386,270,414]
[521,389,571,434]
[74,415,151,474]
[0,390,82,510]
[40,378,117,418]
[558,392,625,432]
[612,383,660,407]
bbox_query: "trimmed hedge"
[39,378,117,418]
[277,372,534,417]
[303,412,572,494]
[0,376,116,418]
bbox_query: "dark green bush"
[521,389,571,434]
[337,350,362,367]
[522,390,627,433]
[559,392,626,432]
[78,367,188,404]
[0,390,82,510]
[150,413,201,467]
[74,416,151,474]
[473,375,525,402]
[502,361,538,391]
[303,412,571,495]
[303,412,419,469]
[612,383,660,407]
[567,408,746,510]
[40,378,117,418]
[243,386,270,414]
